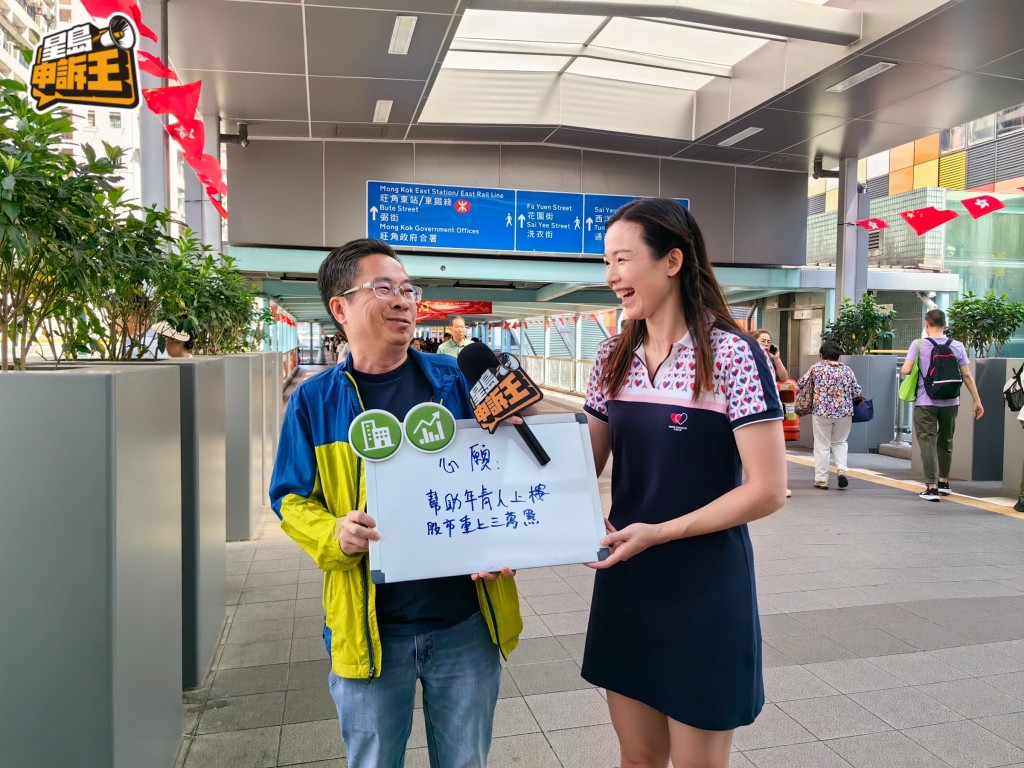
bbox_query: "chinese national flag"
[138,51,177,81]
[899,206,958,236]
[857,218,888,230]
[165,118,204,156]
[81,0,158,41]
[143,81,201,122]
[962,194,1005,219]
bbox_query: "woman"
[753,329,792,498]
[753,329,788,382]
[582,199,787,768]
[797,339,862,490]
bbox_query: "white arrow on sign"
[518,214,526,228]
[370,206,378,221]
[586,217,593,231]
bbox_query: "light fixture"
[453,281,516,290]
[373,100,393,123]
[826,61,897,93]
[388,15,417,55]
[717,127,763,147]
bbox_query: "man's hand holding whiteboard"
[362,413,608,584]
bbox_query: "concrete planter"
[225,353,267,540]
[794,354,899,453]
[910,358,1008,482]
[0,366,183,768]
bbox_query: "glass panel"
[967,114,995,146]
[593,18,767,67]
[443,51,570,73]
[940,125,966,153]
[997,104,1024,137]
[455,9,605,44]
[566,58,714,90]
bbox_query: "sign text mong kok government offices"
[367,181,688,256]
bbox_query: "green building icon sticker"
[349,409,403,462]
[404,403,457,453]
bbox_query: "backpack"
[1004,363,1024,412]
[921,338,963,400]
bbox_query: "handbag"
[795,369,815,417]
[1004,363,1024,412]
[899,357,920,402]
[852,397,874,423]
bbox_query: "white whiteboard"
[366,413,607,583]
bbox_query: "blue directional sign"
[515,191,585,254]
[583,195,691,255]
[366,181,689,255]
[367,181,515,252]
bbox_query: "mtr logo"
[454,199,471,214]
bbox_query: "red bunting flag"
[142,81,201,122]
[208,195,229,220]
[80,0,157,41]
[137,51,177,81]
[857,218,888,230]
[183,153,225,193]
[899,206,958,236]
[165,118,204,156]
[961,194,1005,219]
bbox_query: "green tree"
[823,295,896,355]
[947,291,1024,358]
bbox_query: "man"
[436,316,473,357]
[901,309,984,502]
[270,238,522,767]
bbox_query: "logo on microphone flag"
[468,354,543,433]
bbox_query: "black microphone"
[457,342,551,467]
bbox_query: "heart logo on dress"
[670,412,687,426]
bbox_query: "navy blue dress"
[581,327,782,731]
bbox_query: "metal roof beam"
[467,0,863,46]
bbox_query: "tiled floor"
[174,387,1024,768]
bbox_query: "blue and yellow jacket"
[270,349,523,679]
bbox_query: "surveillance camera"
[240,138,250,148]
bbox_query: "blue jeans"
[327,611,500,768]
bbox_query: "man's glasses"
[340,278,422,303]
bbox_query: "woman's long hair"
[601,198,738,400]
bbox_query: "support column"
[183,161,203,238]
[824,289,837,326]
[935,292,953,312]
[835,158,867,306]
[138,0,169,211]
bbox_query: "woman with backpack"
[797,339,862,490]
[900,309,984,502]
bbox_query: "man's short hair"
[317,238,399,331]
[925,309,947,329]
[450,316,466,327]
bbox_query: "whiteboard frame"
[366,413,608,583]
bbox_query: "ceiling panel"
[592,18,768,67]
[766,55,963,120]
[311,123,390,139]
[168,0,306,74]
[308,77,426,123]
[752,153,813,173]
[245,121,313,139]
[545,127,689,158]
[779,118,947,160]
[305,7,453,79]
[699,109,849,153]
[673,144,774,166]
[864,72,1024,132]
[179,71,309,122]
[455,9,605,44]
[976,48,1024,80]
[405,124,555,142]
[863,0,1024,72]
[310,0,461,11]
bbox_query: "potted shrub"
[947,291,1024,359]
[822,294,896,354]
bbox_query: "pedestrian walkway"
[174,378,1024,768]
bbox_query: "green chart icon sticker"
[403,403,457,453]
[349,409,403,462]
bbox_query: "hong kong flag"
[208,194,229,220]
[962,194,1005,219]
[80,0,158,42]
[857,218,888,230]
[165,118,204,156]
[138,51,177,81]
[899,206,958,236]
[143,81,201,123]
[183,153,225,194]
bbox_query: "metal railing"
[521,355,594,396]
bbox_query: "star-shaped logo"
[975,198,989,209]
